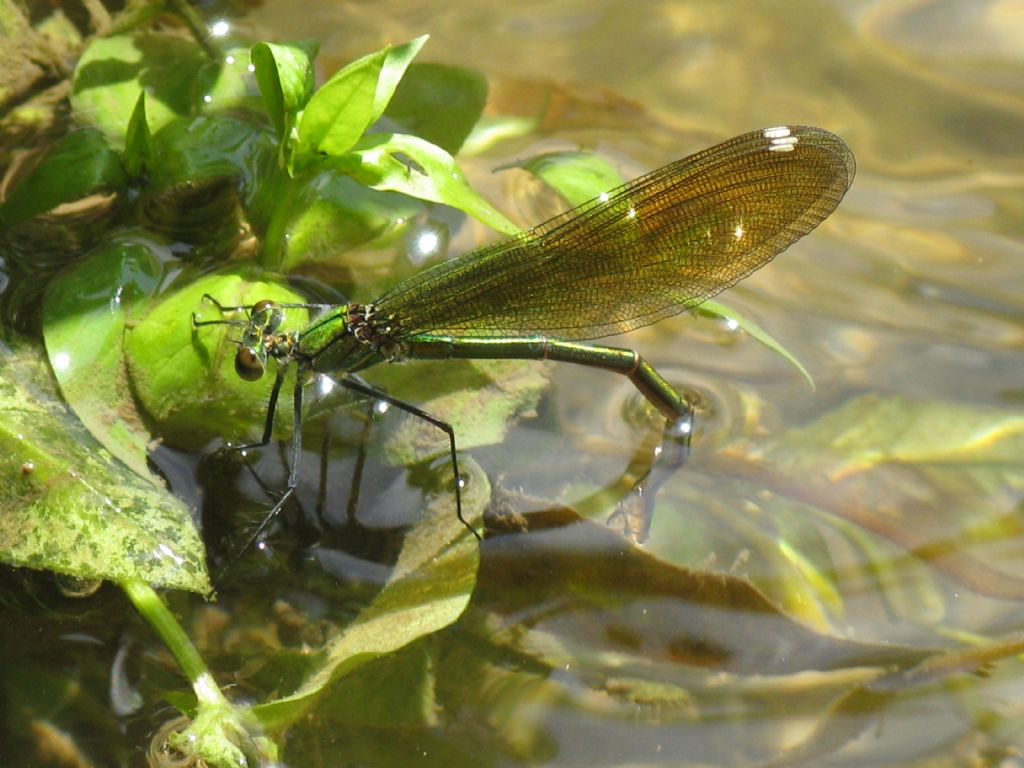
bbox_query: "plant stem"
[120,577,225,703]
[121,578,279,766]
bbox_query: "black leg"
[338,374,478,541]
[234,369,285,451]
[345,395,377,524]
[192,294,245,328]
[192,316,246,328]
[236,375,304,556]
[200,293,335,314]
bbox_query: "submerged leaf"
[251,456,488,729]
[149,114,274,189]
[275,171,423,270]
[43,236,164,479]
[0,128,127,229]
[727,394,1024,600]
[477,497,933,677]
[769,632,1024,767]
[0,342,209,594]
[765,394,1024,473]
[367,357,550,465]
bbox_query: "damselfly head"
[235,345,266,381]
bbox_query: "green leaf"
[509,149,627,208]
[71,33,211,141]
[367,358,549,465]
[149,114,274,189]
[250,40,318,138]
[0,342,210,594]
[342,132,519,236]
[200,46,262,115]
[296,35,428,166]
[297,643,439,729]
[276,171,423,270]
[0,128,127,229]
[371,35,430,119]
[43,236,164,480]
[383,61,486,155]
[698,299,814,388]
[296,67,376,163]
[124,271,309,450]
[250,456,488,729]
[123,92,152,178]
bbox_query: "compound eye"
[250,299,284,333]
[235,347,265,381]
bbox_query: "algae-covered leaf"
[43,237,163,479]
[251,456,488,729]
[0,342,210,594]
